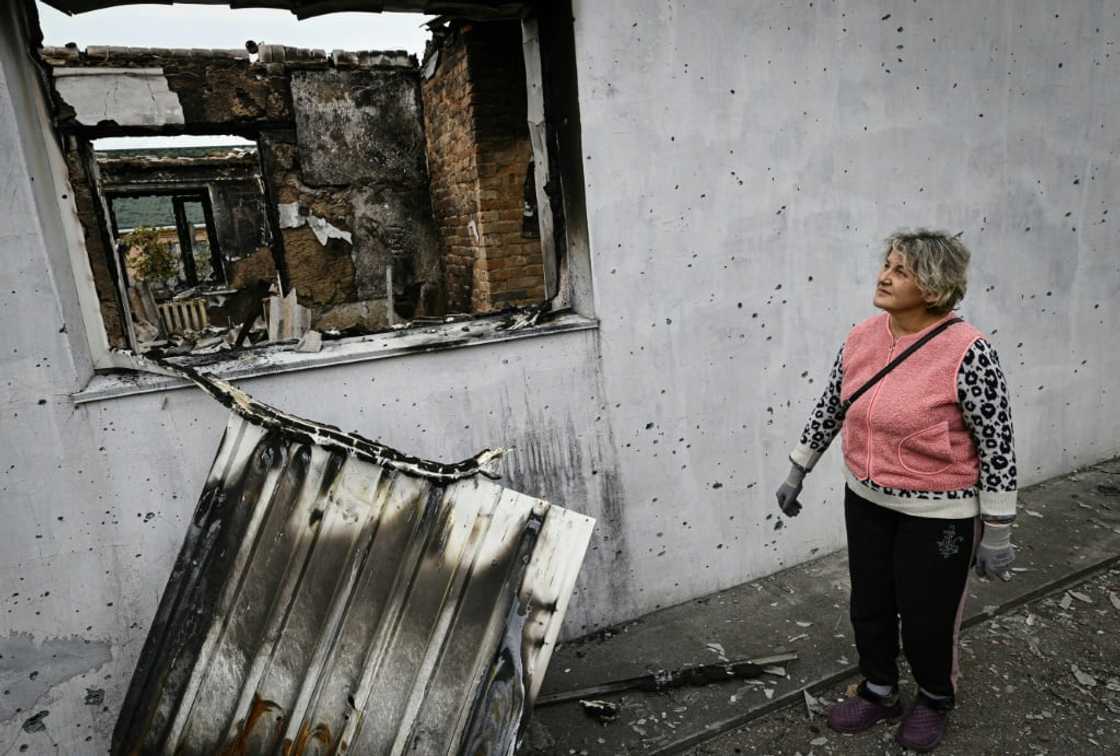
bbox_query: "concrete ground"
[525,458,1120,755]
[691,564,1120,756]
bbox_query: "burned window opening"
[106,190,228,286]
[36,1,587,371]
[90,140,275,352]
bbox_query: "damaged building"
[2,0,1119,753]
[44,21,550,360]
[95,146,269,345]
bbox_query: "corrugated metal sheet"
[112,365,594,755]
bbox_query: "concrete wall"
[2,0,1118,751]
[569,0,1120,606]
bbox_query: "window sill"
[71,311,599,405]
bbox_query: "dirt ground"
[687,566,1120,756]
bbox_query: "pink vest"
[840,313,984,492]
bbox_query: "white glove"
[974,522,1014,579]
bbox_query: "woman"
[775,230,1017,752]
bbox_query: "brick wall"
[421,37,477,313]
[421,21,545,313]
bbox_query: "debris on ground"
[705,642,728,661]
[579,699,621,723]
[295,329,322,353]
[688,567,1120,755]
[1071,664,1097,687]
[803,689,826,719]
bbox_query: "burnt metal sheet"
[113,365,594,755]
[42,1,528,20]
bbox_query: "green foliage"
[193,241,213,281]
[122,226,179,282]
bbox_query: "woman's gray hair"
[884,229,971,314]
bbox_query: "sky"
[37,1,433,149]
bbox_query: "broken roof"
[41,43,416,68]
[42,0,528,20]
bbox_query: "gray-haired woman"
[776,230,1018,751]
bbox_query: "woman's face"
[873,248,934,313]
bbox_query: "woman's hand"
[776,463,806,517]
[974,522,1015,580]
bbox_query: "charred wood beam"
[256,134,292,295]
[171,196,200,286]
[199,191,227,283]
[140,355,508,483]
[42,1,530,21]
[78,137,139,349]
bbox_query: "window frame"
[106,187,228,286]
[28,0,594,380]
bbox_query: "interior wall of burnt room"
[2,0,1120,750]
[421,19,546,313]
[44,40,448,339]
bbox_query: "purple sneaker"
[895,692,952,751]
[826,681,903,734]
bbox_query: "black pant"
[844,486,977,700]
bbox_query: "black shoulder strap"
[840,317,963,416]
